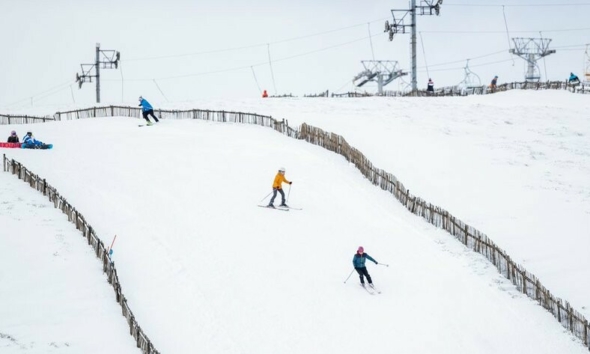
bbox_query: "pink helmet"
[357,246,364,253]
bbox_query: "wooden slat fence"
[2,100,589,351]
[333,80,590,97]
[297,123,590,350]
[0,114,56,125]
[2,154,159,354]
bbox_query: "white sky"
[1,91,589,352]
[1,0,589,107]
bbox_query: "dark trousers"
[355,267,372,284]
[142,109,159,123]
[269,188,285,205]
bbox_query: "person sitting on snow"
[7,130,19,143]
[568,72,580,85]
[22,131,50,149]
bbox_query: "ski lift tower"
[509,38,556,82]
[353,60,407,94]
[384,0,443,94]
[75,43,120,103]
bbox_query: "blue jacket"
[139,98,153,112]
[22,135,42,146]
[569,73,579,82]
[353,253,377,268]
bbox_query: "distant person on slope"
[490,76,498,93]
[262,89,269,98]
[22,131,51,149]
[353,246,378,287]
[267,167,292,208]
[7,130,19,143]
[568,72,580,85]
[427,78,434,94]
[138,96,160,125]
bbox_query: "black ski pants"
[142,109,159,123]
[269,188,285,205]
[355,267,373,284]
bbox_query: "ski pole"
[286,184,292,202]
[107,235,117,257]
[343,269,355,283]
[377,263,389,267]
[259,191,273,203]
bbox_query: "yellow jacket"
[272,173,290,189]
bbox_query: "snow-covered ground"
[172,90,590,318]
[0,172,138,353]
[1,111,588,353]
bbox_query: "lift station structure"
[353,60,407,94]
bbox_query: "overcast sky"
[1,0,589,109]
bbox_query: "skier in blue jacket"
[569,72,580,84]
[138,96,160,125]
[352,246,378,287]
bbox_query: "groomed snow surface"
[1,90,588,354]
[0,173,138,353]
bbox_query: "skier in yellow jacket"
[268,167,292,208]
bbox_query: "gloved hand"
[289,181,293,185]
[375,262,379,265]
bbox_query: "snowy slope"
[171,90,590,318]
[0,172,138,353]
[1,116,587,353]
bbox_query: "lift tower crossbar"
[75,43,120,103]
[509,37,555,82]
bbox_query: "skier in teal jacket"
[138,96,160,124]
[352,246,378,286]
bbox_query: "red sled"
[0,142,21,148]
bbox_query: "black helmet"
[26,131,32,135]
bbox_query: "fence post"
[584,320,588,347]
[568,303,574,332]
[2,154,5,172]
[506,257,511,280]
[464,224,469,246]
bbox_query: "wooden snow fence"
[0,114,55,125]
[2,154,160,354]
[297,123,589,350]
[2,100,589,351]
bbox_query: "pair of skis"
[257,205,302,212]
[360,283,381,295]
